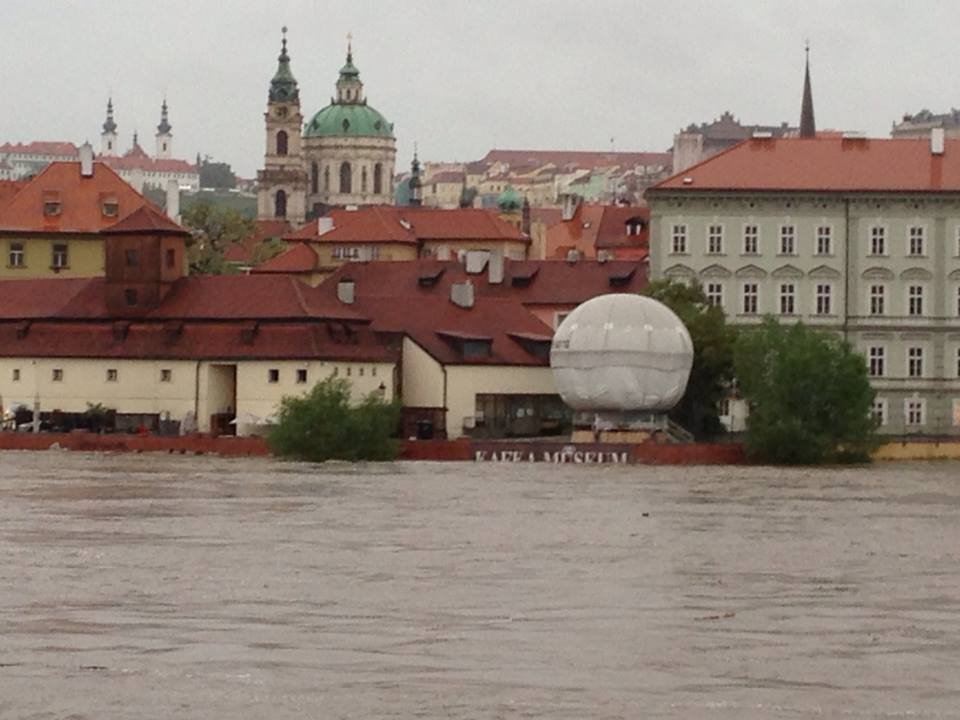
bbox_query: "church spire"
[269,26,300,103]
[102,97,117,134]
[409,144,422,207]
[156,97,172,135]
[336,32,364,104]
[799,43,816,138]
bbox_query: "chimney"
[931,127,945,155]
[165,179,180,221]
[316,217,334,235]
[464,250,488,274]
[488,249,504,284]
[78,142,94,177]
[450,280,474,309]
[436,245,451,261]
[337,278,355,304]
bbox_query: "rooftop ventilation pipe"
[337,278,355,304]
[450,280,475,309]
[78,142,94,177]
[932,127,945,155]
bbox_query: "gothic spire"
[409,144,422,207]
[799,43,816,138]
[269,26,300,103]
[156,97,172,135]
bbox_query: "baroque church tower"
[257,27,307,223]
[101,98,118,157]
[156,98,173,159]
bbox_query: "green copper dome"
[304,103,394,138]
[497,185,523,211]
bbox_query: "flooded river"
[1,453,959,718]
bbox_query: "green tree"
[180,201,254,274]
[199,159,238,190]
[268,377,401,462]
[734,319,877,464]
[644,279,736,438]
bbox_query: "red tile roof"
[251,242,319,274]
[286,206,527,245]
[0,275,360,322]
[318,262,554,366]
[545,204,649,259]
[427,171,466,184]
[99,144,197,174]
[651,136,960,193]
[101,205,188,235]
[223,219,290,264]
[481,149,672,171]
[0,141,78,157]
[0,180,26,209]
[0,161,154,234]
[0,320,394,362]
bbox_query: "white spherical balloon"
[550,294,694,412]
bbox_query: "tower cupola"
[101,98,119,157]
[269,26,300,103]
[155,98,173,159]
[335,34,364,105]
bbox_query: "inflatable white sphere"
[550,294,694,412]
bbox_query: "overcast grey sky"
[2,0,958,177]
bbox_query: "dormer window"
[102,195,119,217]
[125,249,139,267]
[43,192,61,216]
[625,217,645,236]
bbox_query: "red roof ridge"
[102,204,187,235]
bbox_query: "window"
[106,368,118,382]
[359,367,365,377]
[707,224,724,254]
[12,368,20,382]
[779,283,795,315]
[160,369,172,382]
[361,166,368,193]
[52,244,68,269]
[742,224,759,254]
[908,285,924,316]
[296,369,308,384]
[102,199,119,217]
[324,166,330,191]
[905,398,925,426]
[125,288,138,306]
[268,368,279,383]
[43,193,61,216]
[908,226,925,256]
[625,217,644,236]
[554,312,570,328]
[670,224,687,254]
[871,398,887,426]
[869,284,886,316]
[741,283,758,314]
[815,283,832,315]
[706,282,723,307]
[779,225,796,255]
[908,346,924,378]
[52,368,63,382]
[165,248,176,269]
[125,249,139,267]
[274,189,287,219]
[311,162,319,194]
[371,366,377,377]
[276,130,288,156]
[816,226,832,255]
[9,243,24,267]
[870,226,886,256]
[373,163,383,195]
[339,162,352,194]
[332,367,339,377]
[868,346,885,377]
[346,367,352,377]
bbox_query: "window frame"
[868,346,885,378]
[869,225,887,257]
[907,225,926,257]
[670,224,688,254]
[905,397,926,426]
[778,224,796,256]
[706,224,724,255]
[815,225,833,256]
[741,282,759,315]
[869,284,886,316]
[779,282,796,315]
[907,284,925,317]
[907,346,924,378]
[814,282,833,316]
[742,224,759,255]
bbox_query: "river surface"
[1,453,959,718]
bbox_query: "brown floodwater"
[1,452,959,718]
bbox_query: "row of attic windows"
[9,366,381,384]
[41,193,119,218]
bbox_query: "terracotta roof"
[0,180,26,208]
[101,205,188,235]
[427,171,466,184]
[223,219,291,264]
[530,207,562,226]
[0,161,154,233]
[652,136,960,193]
[0,141,78,157]
[100,145,197,174]
[482,149,672,171]
[317,262,554,366]
[545,204,649,260]
[251,242,319,274]
[0,320,394,362]
[288,206,527,245]
[0,275,361,322]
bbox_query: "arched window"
[311,162,319,194]
[361,166,368,193]
[276,130,288,156]
[274,189,287,218]
[339,162,352,194]
[373,163,383,195]
[324,166,330,191]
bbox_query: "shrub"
[268,377,401,462]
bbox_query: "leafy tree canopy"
[734,319,877,464]
[644,279,736,439]
[180,201,254,275]
[268,377,401,462]
[199,159,237,190]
